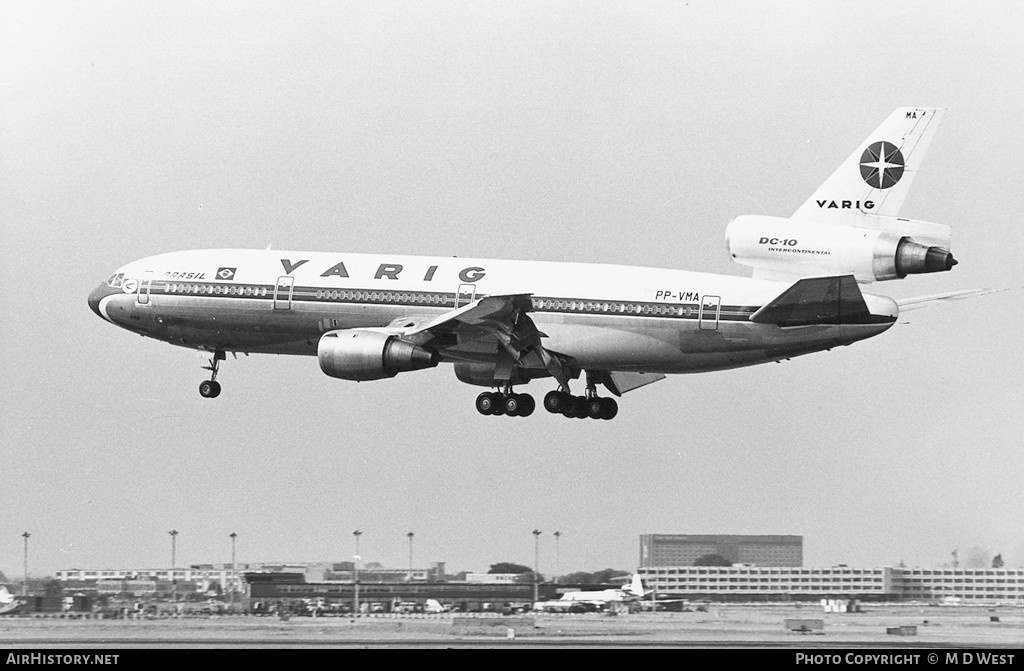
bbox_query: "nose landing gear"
[199,350,225,398]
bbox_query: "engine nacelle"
[725,215,956,282]
[318,329,439,382]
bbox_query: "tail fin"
[727,107,955,284]
[792,107,946,223]
[627,573,646,597]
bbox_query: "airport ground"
[2,603,1022,649]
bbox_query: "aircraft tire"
[475,391,497,415]
[600,397,618,420]
[543,390,565,414]
[586,398,605,419]
[563,396,585,418]
[518,394,536,417]
[574,397,590,418]
[199,380,221,398]
[504,393,522,417]
[559,397,576,417]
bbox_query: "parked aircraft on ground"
[0,585,19,615]
[533,574,647,612]
[90,108,969,419]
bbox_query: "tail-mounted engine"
[725,215,956,282]
[318,329,439,381]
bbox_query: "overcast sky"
[2,1,1022,579]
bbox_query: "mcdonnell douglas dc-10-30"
[90,108,969,420]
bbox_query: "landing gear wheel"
[544,390,568,414]
[600,397,618,420]
[574,396,590,419]
[200,350,226,399]
[476,391,498,415]
[586,398,605,419]
[504,393,523,417]
[562,395,586,419]
[518,394,536,417]
[560,396,576,418]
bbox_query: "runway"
[2,604,1021,649]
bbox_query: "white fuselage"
[89,248,897,377]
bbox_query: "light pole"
[532,529,541,605]
[169,529,178,567]
[21,532,30,597]
[406,532,414,581]
[229,532,237,605]
[553,531,562,584]
[169,529,178,601]
[352,530,362,616]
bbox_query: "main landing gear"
[544,374,614,417]
[542,389,618,420]
[475,384,619,420]
[475,388,536,417]
[199,350,225,398]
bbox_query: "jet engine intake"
[318,329,439,381]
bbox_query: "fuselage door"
[699,295,721,330]
[455,283,476,308]
[137,271,153,305]
[274,276,294,310]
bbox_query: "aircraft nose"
[88,282,117,320]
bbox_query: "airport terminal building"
[243,572,557,613]
[640,534,804,567]
[638,565,1024,603]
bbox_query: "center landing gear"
[475,387,536,417]
[199,350,225,398]
[543,387,618,420]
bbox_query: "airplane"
[89,107,966,420]
[0,585,20,615]
[423,598,446,614]
[533,574,647,612]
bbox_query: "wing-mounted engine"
[318,329,439,381]
[725,215,956,283]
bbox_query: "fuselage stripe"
[140,280,762,322]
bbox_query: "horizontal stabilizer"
[896,287,1012,312]
[750,275,871,327]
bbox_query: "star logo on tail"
[859,141,905,189]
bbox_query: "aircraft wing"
[404,294,534,336]
[398,294,571,388]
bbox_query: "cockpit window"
[108,273,124,288]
